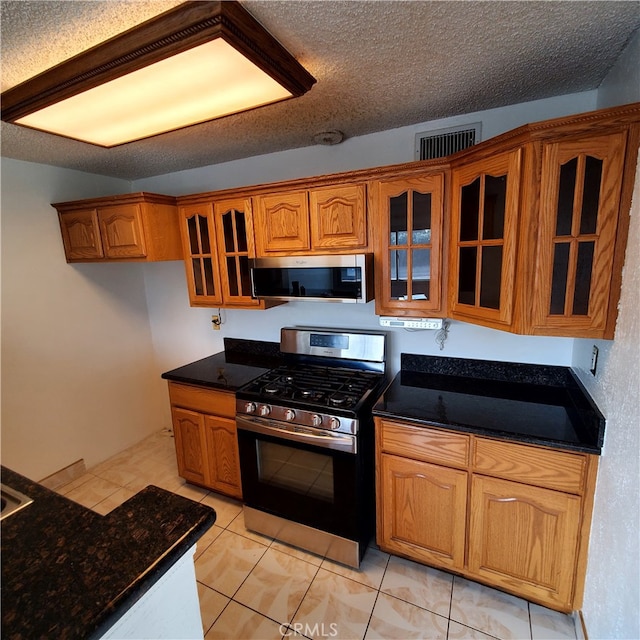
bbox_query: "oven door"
[236,415,362,541]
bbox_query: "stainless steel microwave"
[250,254,373,303]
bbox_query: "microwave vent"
[415,123,481,160]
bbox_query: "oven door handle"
[237,416,357,454]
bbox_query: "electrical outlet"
[590,345,599,376]
[211,314,221,331]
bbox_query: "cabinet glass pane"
[192,258,203,296]
[222,210,235,252]
[236,211,248,253]
[556,158,577,236]
[198,215,211,253]
[239,256,252,296]
[412,192,432,244]
[460,178,480,241]
[188,216,199,254]
[573,241,595,315]
[412,248,431,300]
[458,246,477,305]
[203,258,215,296]
[580,157,602,235]
[482,175,506,240]
[390,249,408,300]
[390,192,408,245]
[479,246,503,309]
[550,243,570,314]
[227,257,239,296]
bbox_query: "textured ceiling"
[1,0,639,180]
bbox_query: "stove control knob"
[311,414,322,427]
[328,417,341,430]
[259,405,271,417]
[244,402,257,414]
[284,409,296,421]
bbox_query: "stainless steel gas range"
[235,326,387,568]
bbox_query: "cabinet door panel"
[373,173,444,315]
[59,209,104,260]
[98,205,147,258]
[204,415,243,499]
[214,197,261,307]
[469,475,581,608]
[532,132,626,337]
[379,454,467,570]
[450,150,521,327]
[180,204,223,306]
[172,407,207,485]
[255,191,310,253]
[309,184,367,249]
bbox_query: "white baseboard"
[39,459,86,490]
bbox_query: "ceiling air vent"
[415,123,481,160]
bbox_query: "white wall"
[1,159,168,480]
[570,29,640,640]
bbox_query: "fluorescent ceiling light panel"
[1,1,315,147]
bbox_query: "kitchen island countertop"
[1,466,216,640]
[373,354,605,454]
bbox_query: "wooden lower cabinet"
[375,417,598,612]
[168,382,242,499]
[379,454,467,571]
[468,475,582,608]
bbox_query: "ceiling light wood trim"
[1,0,316,123]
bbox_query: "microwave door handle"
[237,416,357,454]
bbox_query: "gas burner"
[300,389,314,398]
[329,393,349,406]
[263,383,283,395]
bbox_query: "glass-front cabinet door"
[373,173,444,316]
[532,132,626,337]
[214,197,261,307]
[180,203,223,306]
[449,150,521,328]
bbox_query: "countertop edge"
[372,407,602,455]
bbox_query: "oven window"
[256,440,334,502]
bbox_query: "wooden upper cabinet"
[254,183,369,255]
[530,131,628,338]
[98,204,147,258]
[179,203,223,307]
[214,197,262,308]
[309,183,367,249]
[58,208,104,260]
[254,190,310,253]
[372,172,445,316]
[54,193,181,263]
[449,149,522,329]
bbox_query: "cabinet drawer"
[377,419,469,468]
[168,382,235,418]
[473,437,587,494]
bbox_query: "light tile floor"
[56,430,579,640]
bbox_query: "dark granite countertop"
[161,337,281,391]
[1,466,216,640]
[373,354,605,454]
